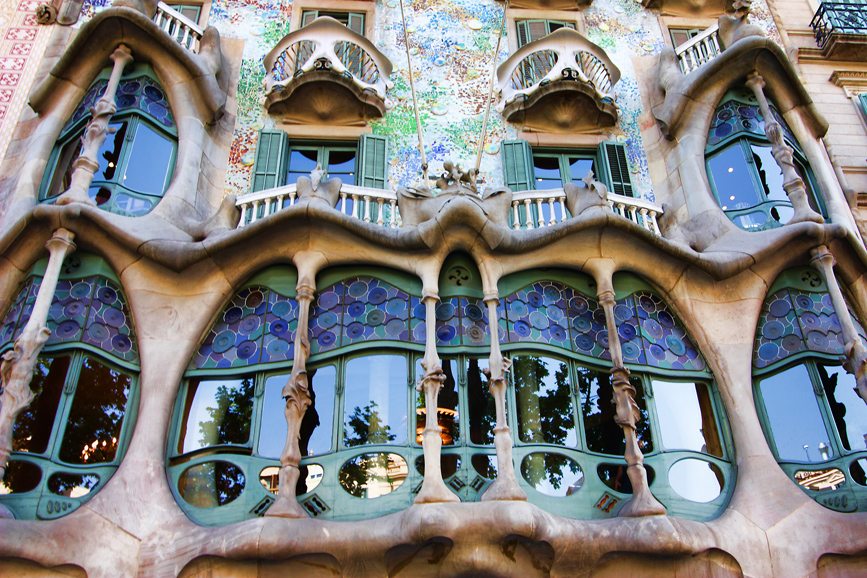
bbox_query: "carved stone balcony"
[811,2,867,61]
[675,24,721,74]
[262,17,393,125]
[153,2,203,53]
[495,28,619,133]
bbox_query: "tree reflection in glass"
[180,377,254,453]
[59,357,131,464]
[818,364,867,452]
[178,461,246,508]
[47,472,99,497]
[467,357,493,445]
[579,367,652,455]
[652,380,723,457]
[415,358,459,445]
[13,357,69,454]
[343,355,407,447]
[513,355,576,446]
[339,452,407,499]
[520,452,583,497]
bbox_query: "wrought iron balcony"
[153,2,203,53]
[811,2,867,60]
[495,28,620,133]
[261,17,393,124]
[674,24,721,74]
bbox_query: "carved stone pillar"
[58,44,133,206]
[415,291,460,504]
[480,293,526,502]
[266,284,314,518]
[597,286,665,517]
[810,246,867,406]
[0,229,76,482]
[745,72,824,226]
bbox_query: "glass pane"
[327,150,356,181]
[794,467,846,492]
[59,357,132,464]
[123,123,174,195]
[286,149,320,186]
[0,461,41,494]
[414,454,460,479]
[415,358,459,445]
[179,377,254,453]
[533,155,563,189]
[668,459,723,502]
[580,368,652,455]
[47,472,99,497]
[472,454,497,479]
[520,452,583,497]
[259,464,324,496]
[750,144,786,203]
[344,355,407,446]
[177,461,246,508]
[93,122,126,182]
[708,144,761,210]
[13,357,69,454]
[113,193,153,216]
[514,356,577,446]
[597,463,655,494]
[652,381,723,456]
[850,458,867,486]
[339,452,407,498]
[467,357,494,445]
[733,210,768,230]
[568,157,594,187]
[759,364,832,462]
[47,138,82,197]
[819,364,867,452]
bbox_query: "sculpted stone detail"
[0,229,76,514]
[717,0,765,49]
[435,161,479,196]
[564,171,611,218]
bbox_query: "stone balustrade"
[674,24,721,74]
[154,2,203,53]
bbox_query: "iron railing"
[811,2,867,49]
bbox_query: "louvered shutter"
[301,10,317,26]
[502,139,535,192]
[250,130,288,193]
[356,134,388,189]
[860,94,867,119]
[597,141,634,198]
[347,13,365,35]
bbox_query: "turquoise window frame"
[39,64,178,217]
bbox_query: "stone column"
[266,283,314,518]
[0,229,76,480]
[480,292,526,502]
[58,44,133,206]
[415,290,460,504]
[811,245,867,406]
[597,281,665,517]
[745,72,824,226]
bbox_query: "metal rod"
[475,0,509,173]
[398,0,429,188]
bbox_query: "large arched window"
[40,63,177,217]
[705,88,823,231]
[0,254,139,520]
[753,267,867,513]
[169,260,732,525]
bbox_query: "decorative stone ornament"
[0,229,76,508]
[564,171,611,218]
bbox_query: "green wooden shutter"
[597,141,634,198]
[356,134,388,189]
[502,139,535,192]
[250,129,288,193]
[860,94,867,119]
[301,10,317,26]
[347,13,365,35]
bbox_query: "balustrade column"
[415,290,460,504]
[0,229,76,484]
[811,246,867,406]
[59,45,133,206]
[480,293,527,502]
[745,72,824,225]
[596,277,665,517]
[267,283,315,518]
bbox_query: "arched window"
[40,63,177,217]
[753,267,867,512]
[0,254,139,520]
[705,88,823,231]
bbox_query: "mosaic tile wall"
[74,0,782,204]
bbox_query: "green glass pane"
[13,357,70,454]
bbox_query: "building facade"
[0,0,867,574]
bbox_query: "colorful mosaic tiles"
[193,286,298,368]
[410,295,493,347]
[0,275,138,363]
[629,291,705,372]
[753,288,866,369]
[707,98,795,149]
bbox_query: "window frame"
[289,0,376,38]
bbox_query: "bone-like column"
[744,71,824,226]
[596,283,665,517]
[266,283,314,518]
[415,290,460,504]
[59,44,133,206]
[480,292,526,502]
[0,229,76,482]
[811,245,867,406]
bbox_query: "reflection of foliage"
[181,462,246,507]
[14,357,69,454]
[578,367,652,455]
[198,378,254,447]
[47,473,99,497]
[467,359,495,444]
[339,452,398,498]
[58,358,131,464]
[521,452,580,491]
[344,401,395,447]
[514,356,573,445]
